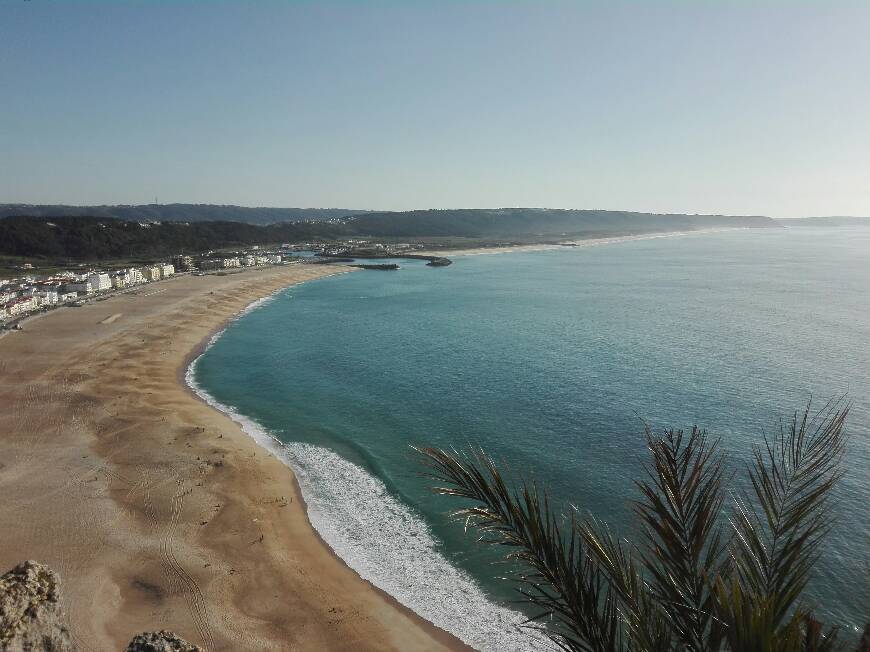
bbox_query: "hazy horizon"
[3,2,869,217]
[0,201,866,220]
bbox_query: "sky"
[1,1,869,217]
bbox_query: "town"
[0,240,434,328]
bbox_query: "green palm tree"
[418,401,867,651]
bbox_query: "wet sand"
[0,265,466,651]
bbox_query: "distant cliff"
[778,216,870,227]
[341,208,779,238]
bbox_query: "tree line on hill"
[0,209,780,261]
[344,208,777,238]
[0,217,325,259]
[0,203,367,225]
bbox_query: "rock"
[124,631,200,652]
[0,560,74,651]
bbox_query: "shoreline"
[179,278,474,652]
[0,264,467,651]
[175,228,748,649]
[418,226,750,257]
[183,290,531,651]
[0,228,751,650]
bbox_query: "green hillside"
[0,209,780,261]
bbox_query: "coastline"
[184,289,532,652]
[177,227,750,650]
[418,226,750,257]
[180,277,475,652]
[0,264,467,651]
[0,228,753,650]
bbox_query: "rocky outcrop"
[0,560,73,651]
[1,562,201,652]
[124,631,200,652]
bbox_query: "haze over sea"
[192,227,870,650]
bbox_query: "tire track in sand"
[143,476,216,651]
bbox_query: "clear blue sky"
[2,1,869,216]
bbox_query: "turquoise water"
[193,228,870,648]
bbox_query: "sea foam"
[185,293,546,651]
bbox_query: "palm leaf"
[417,401,857,651]
[716,399,848,650]
[416,445,623,652]
[631,426,731,651]
[580,517,673,652]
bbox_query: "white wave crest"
[185,295,547,651]
[238,293,277,317]
[284,443,544,651]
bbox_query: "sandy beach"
[0,265,465,651]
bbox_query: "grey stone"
[0,560,74,651]
[124,630,200,652]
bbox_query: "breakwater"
[317,252,452,267]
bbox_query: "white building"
[58,292,78,303]
[223,257,241,268]
[142,266,161,282]
[111,275,127,289]
[241,255,255,266]
[65,281,92,295]
[5,296,37,316]
[88,273,112,292]
[172,255,193,271]
[36,290,59,306]
[160,264,175,278]
[198,259,222,271]
[126,268,144,285]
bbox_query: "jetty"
[317,251,452,267]
[350,263,400,271]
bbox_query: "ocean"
[189,227,870,650]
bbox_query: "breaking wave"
[185,293,545,651]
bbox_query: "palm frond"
[580,517,673,652]
[417,400,856,652]
[632,425,730,651]
[416,445,623,652]
[717,399,849,649]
